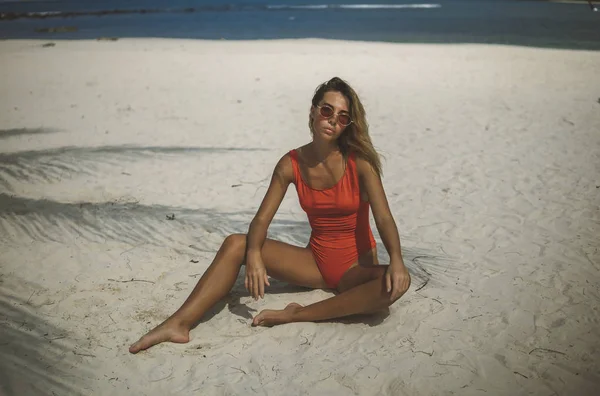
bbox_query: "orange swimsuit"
[289,149,377,288]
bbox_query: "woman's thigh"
[237,234,328,289]
[336,248,387,293]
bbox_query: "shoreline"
[1,0,599,51]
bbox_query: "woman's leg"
[252,264,410,327]
[129,234,326,353]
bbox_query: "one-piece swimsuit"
[289,149,377,288]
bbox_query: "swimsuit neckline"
[293,149,351,192]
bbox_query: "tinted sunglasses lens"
[338,115,351,126]
[319,105,334,118]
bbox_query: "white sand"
[0,38,599,395]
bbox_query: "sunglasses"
[316,104,352,127]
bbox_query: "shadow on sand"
[0,193,312,255]
[195,240,455,328]
[0,144,268,191]
[0,276,93,396]
[0,128,60,140]
[0,199,452,329]
[194,280,392,327]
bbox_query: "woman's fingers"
[390,274,409,301]
[259,277,265,299]
[252,275,259,300]
[261,272,271,298]
[246,269,269,300]
[385,272,392,293]
[388,273,398,300]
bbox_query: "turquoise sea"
[0,0,598,49]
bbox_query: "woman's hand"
[245,252,271,300]
[385,260,411,301]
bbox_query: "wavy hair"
[309,77,383,177]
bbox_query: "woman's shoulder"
[273,150,298,183]
[280,145,306,163]
[276,151,293,168]
[353,154,377,176]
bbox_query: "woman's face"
[310,91,350,142]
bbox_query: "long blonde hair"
[309,77,383,177]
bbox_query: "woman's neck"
[309,140,340,163]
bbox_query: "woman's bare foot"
[129,319,190,354]
[252,303,303,327]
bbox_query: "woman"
[129,77,411,354]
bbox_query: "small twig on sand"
[415,279,429,292]
[437,362,461,367]
[149,373,173,382]
[26,290,35,304]
[317,373,332,382]
[119,242,145,256]
[412,256,433,275]
[528,347,566,356]
[73,351,96,358]
[414,349,434,357]
[46,335,67,341]
[188,273,202,277]
[514,371,529,379]
[108,278,155,284]
[230,366,247,375]
[433,327,461,332]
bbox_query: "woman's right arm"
[245,153,294,299]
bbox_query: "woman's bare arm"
[356,157,410,300]
[355,157,403,263]
[246,153,294,256]
[244,153,294,299]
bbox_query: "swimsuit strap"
[289,149,302,185]
[347,151,356,173]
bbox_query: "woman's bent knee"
[221,234,247,262]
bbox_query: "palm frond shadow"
[0,193,311,255]
[375,240,459,291]
[0,145,268,192]
[0,276,93,396]
[0,128,60,139]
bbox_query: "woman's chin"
[318,128,336,138]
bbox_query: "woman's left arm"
[356,157,411,301]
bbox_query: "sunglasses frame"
[316,104,353,127]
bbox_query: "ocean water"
[0,0,598,49]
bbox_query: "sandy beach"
[1,38,599,395]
